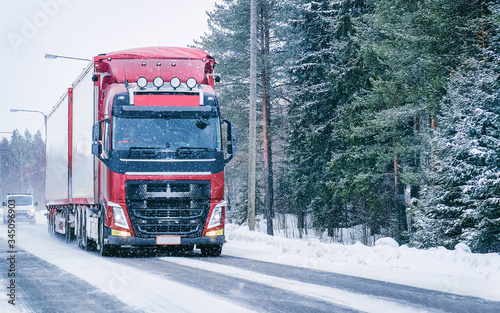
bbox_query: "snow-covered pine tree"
[417,2,500,252]
[285,0,342,237]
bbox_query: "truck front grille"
[126,181,210,238]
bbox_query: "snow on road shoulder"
[223,224,500,301]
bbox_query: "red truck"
[45,47,236,256]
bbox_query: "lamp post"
[10,109,47,144]
[44,54,91,62]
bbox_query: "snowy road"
[1,216,500,312]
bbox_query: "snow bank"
[224,224,500,301]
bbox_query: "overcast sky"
[0,0,217,140]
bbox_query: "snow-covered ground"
[223,223,500,301]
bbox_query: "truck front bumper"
[107,235,225,247]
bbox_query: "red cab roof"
[94,47,215,86]
[97,47,212,61]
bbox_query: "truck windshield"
[112,117,221,151]
[7,195,33,206]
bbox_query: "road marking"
[164,258,430,313]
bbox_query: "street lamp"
[0,131,13,140]
[10,109,48,144]
[44,54,91,62]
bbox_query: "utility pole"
[260,2,273,236]
[248,0,257,231]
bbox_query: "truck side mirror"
[92,122,101,156]
[92,119,109,162]
[223,119,237,164]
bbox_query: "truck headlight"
[108,202,129,230]
[207,201,226,229]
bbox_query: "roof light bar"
[153,77,164,89]
[170,77,181,89]
[186,77,197,89]
[137,77,148,88]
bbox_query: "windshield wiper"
[175,147,215,158]
[127,147,165,159]
[128,147,164,152]
[176,147,214,153]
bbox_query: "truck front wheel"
[200,244,223,257]
[99,214,117,257]
[81,210,95,251]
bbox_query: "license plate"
[156,236,181,245]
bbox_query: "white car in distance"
[3,194,37,224]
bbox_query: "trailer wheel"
[76,209,84,248]
[200,244,223,257]
[99,213,117,257]
[47,214,55,236]
[65,215,74,243]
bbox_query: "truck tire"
[99,213,117,257]
[200,244,223,257]
[76,209,84,248]
[65,215,74,243]
[81,210,94,251]
[47,214,55,236]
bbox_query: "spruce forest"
[0,130,45,206]
[196,0,500,252]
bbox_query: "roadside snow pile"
[225,224,500,283]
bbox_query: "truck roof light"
[170,77,181,89]
[137,77,148,88]
[186,77,197,89]
[153,77,164,89]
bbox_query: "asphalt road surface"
[1,222,500,312]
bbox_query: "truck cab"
[92,72,236,256]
